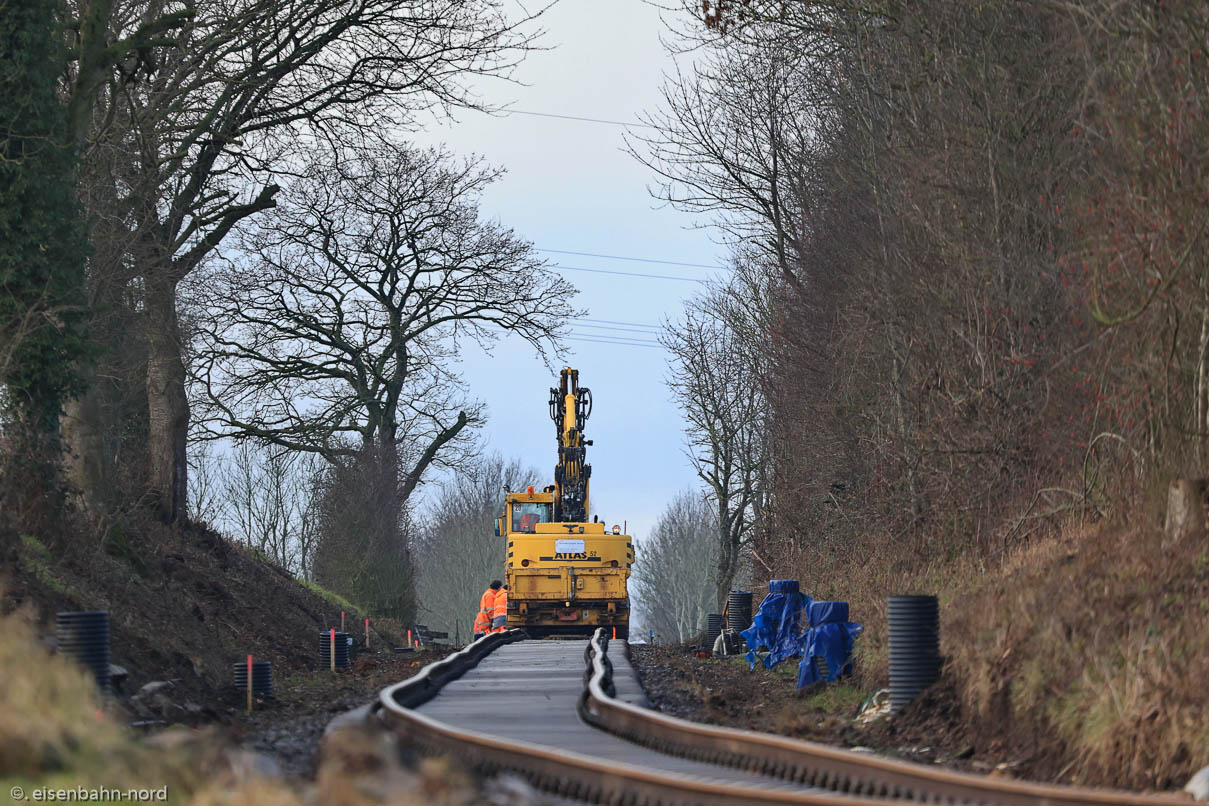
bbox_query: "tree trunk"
[145,275,188,522]
[62,250,133,518]
[714,504,739,611]
[1164,478,1207,548]
[62,367,114,514]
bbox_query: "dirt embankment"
[232,648,446,777]
[3,514,410,720]
[633,517,1209,794]
[0,602,515,805]
[1,510,455,779]
[941,519,1209,790]
[630,644,984,773]
[0,513,509,803]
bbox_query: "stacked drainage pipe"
[233,660,274,698]
[726,590,753,632]
[705,613,724,649]
[57,611,111,692]
[888,595,940,711]
[320,631,351,668]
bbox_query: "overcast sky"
[412,1,724,540]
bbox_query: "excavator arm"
[549,368,593,523]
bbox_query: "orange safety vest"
[491,588,508,632]
[473,588,495,636]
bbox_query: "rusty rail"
[375,630,1190,806]
[579,629,1189,806]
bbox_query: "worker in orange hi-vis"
[474,580,502,640]
[491,584,509,633]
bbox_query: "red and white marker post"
[246,654,253,713]
[364,618,370,650]
[329,628,336,672]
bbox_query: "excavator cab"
[512,501,551,533]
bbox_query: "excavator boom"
[549,368,593,523]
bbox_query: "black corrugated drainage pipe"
[705,613,724,649]
[57,611,111,693]
[888,594,940,711]
[726,590,753,632]
[320,631,351,668]
[233,660,273,697]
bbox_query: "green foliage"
[17,534,67,594]
[0,0,89,433]
[102,523,149,578]
[300,579,364,617]
[801,683,866,715]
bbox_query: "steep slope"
[2,514,405,715]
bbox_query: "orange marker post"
[329,629,336,672]
[407,629,412,648]
[246,655,253,713]
[341,611,345,631]
[612,627,617,640]
[364,618,370,650]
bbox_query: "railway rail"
[373,629,1190,806]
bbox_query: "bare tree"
[185,438,224,525]
[627,14,839,296]
[640,0,1087,575]
[66,0,545,522]
[220,442,323,576]
[413,455,540,642]
[192,144,575,486]
[187,439,323,575]
[189,143,573,618]
[662,278,769,609]
[631,490,719,643]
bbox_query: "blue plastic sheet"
[808,600,849,626]
[737,582,862,689]
[740,580,811,670]
[796,622,863,687]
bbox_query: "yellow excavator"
[496,368,633,637]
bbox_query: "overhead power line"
[552,264,704,283]
[568,335,657,348]
[576,322,662,336]
[565,335,664,349]
[488,107,660,129]
[539,248,725,270]
[580,317,662,331]
[571,328,660,344]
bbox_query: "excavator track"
[374,631,1190,805]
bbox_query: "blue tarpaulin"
[796,621,863,687]
[738,584,862,689]
[740,580,811,670]
[808,600,849,627]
